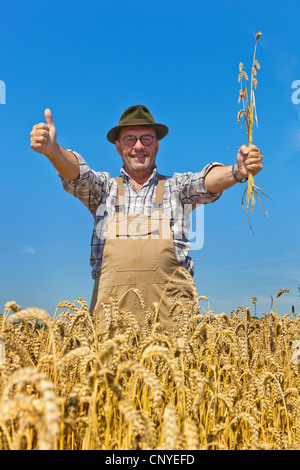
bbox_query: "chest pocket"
[105,213,160,272]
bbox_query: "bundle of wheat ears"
[237,31,270,232]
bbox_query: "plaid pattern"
[59,151,223,279]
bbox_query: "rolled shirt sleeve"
[172,162,224,205]
[58,151,111,216]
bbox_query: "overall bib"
[90,175,196,334]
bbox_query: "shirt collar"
[120,166,158,187]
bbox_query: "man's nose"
[133,138,144,150]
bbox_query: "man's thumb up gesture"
[30,108,57,157]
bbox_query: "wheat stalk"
[237,31,271,232]
[1,288,300,450]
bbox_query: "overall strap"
[154,174,166,210]
[114,176,125,212]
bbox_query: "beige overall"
[90,175,196,334]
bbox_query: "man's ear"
[116,140,122,156]
[156,139,159,155]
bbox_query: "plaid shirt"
[59,151,223,279]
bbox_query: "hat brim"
[107,122,169,144]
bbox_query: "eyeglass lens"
[123,135,155,146]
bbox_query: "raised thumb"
[44,108,54,127]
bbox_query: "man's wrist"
[232,164,248,183]
[45,142,61,162]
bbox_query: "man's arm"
[30,109,80,181]
[204,145,263,193]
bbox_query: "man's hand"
[30,108,57,158]
[204,144,263,193]
[236,144,263,180]
[30,109,80,180]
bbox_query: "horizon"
[1,0,300,318]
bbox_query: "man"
[30,105,263,333]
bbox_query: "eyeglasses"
[120,134,158,147]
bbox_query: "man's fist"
[30,109,57,157]
[236,144,263,180]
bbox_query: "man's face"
[116,126,159,180]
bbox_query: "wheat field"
[1,280,300,450]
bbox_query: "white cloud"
[16,246,37,255]
[204,249,300,274]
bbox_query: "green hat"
[107,104,169,144]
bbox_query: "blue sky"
[1,0,300,317]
